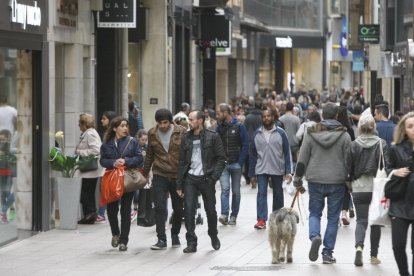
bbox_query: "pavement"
[0,180,406,276]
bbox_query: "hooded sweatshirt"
[296,120,351,184]
[347,134,385,192]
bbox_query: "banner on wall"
[352,50,364,71]
[97,0,136,28]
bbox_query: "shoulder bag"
[76,130,99,172]
[369,140,390,226]
[384,175,408,201]
[121,137,148,192]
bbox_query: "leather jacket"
[143,125,186,179]
[386,140,414,220]
[176,128,226,190]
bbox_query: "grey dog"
[268,207,299,264]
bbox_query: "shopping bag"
[369,141,390,226]
[100,167,124,206]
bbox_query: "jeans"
[391,216,414,276]
[80,178,98,217]
[256,174,284,220]
[308,182,345,256]
[107,191,134,245]
[352,192,381,256]
[219,163,242,218]
[153,175,183,242]
[0,176,14,214]
[184,175,218,247]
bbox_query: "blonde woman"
[386,112,414,276]
[75,113,103,224]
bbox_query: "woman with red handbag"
[100,117,143,251]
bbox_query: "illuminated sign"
[9,0,42,29]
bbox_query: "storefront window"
[0,48,32,244]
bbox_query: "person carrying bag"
[100,117,143,252]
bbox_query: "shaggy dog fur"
[268,207,299,264]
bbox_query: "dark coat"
[100,136,143,169]
[385,140,414,220]
[176,128,226,190]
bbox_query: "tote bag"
[369,140,390,226]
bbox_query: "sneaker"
[111,235,119,248]
[95,215,106,223]
[341,215,350,226]
[349,209,355,218]
[370,256,381,265]
[151,240,167,250]
[0,212,8,224]
[228,216,237,225]
[130,210,138,223]
[322,254,337,264]
[309,236,322,261]
[254,219,266,229]
[354,247,363,266]
[172,235,181,248]
[119,243,128,251]
[218,215,228,225]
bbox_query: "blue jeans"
[256,174,283,221]
[220,163,242,217]
[0,176,14,214]
[308,182,345,256]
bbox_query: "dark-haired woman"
[100,117,143,251]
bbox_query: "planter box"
[56,177,81,230]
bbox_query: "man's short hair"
[322,102,339,120]
[286,102,294,111]
[155,108,173,123]
[192,110,206,124]
[181,102,190,112]
[219,103,231,114]
[376,104,389,118]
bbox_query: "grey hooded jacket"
[296,120,351,184]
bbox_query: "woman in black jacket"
[346,114,387,266]
[100,117,143,251]
[386,112,414,276]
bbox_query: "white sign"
[275,37,292,48]
[9,0,42,30]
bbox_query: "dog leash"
[290,189,307,226]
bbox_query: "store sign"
[9,0,42,30]
[352,50,364,72]
[97,0,136,28]
[358,24,380,43]
[275,37,292,48]
[196,15,230,48]
[56,0,78,28]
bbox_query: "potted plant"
[49,131,82,230]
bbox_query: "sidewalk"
[0,181,403,276]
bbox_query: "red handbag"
[100,167,124,206]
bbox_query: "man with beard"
[176,110,226,253]
[144,108,186,250]
[249,109,293,230]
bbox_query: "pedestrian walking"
[249,109,293,230]
[279,102,301,164]
[100,117,143,251]
[75,113,104,224]
[374,104,396,146]
[216,103,249,225]
[144,108,186,250]
[346,114,387,266]
[385,112,414,276]
[176,110,226,253]
[293,102,351,264]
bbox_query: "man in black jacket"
[176,110,226,253]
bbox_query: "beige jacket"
[74,128,104,178]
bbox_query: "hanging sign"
[97,0,136,28]
[358,24,380,43]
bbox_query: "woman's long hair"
[104,116,129,142]
[393,112,414,145]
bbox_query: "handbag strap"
[75,129,91,152]
[120,137,133,158]
[378,140,385,169]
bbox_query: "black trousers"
[80,178,98,217]
[107,191,134,245]
[153,175,183,242]
[391,216,414,276]
[184,175,218,247]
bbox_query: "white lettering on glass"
[9,0,41,29]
